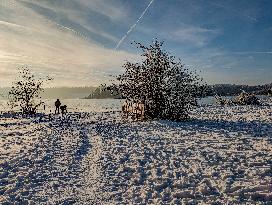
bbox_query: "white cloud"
[170,27,220,46]
[138,24,220,47]
[0,0,139,87]
[76,0,127,21]
[16,0,121,43]
[20,0,127,22]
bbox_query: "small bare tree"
[8,67,52,114]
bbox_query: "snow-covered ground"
[0,98,271,204]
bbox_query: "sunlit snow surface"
[0,99,271,204]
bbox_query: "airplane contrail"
[115,0,155,50]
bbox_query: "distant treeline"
[83,85,120,99]
[206,83,272,96]
[1,83,271,100]
[84,83,272,99]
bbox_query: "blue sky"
[0,0,271,86]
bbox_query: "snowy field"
[0,98,271,204]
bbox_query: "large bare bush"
[114,40,206,120]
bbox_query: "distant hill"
[83,83,272,99]
[0,87,96,100]
[1,83,271,100]
[206,83,272,96]
[83,85,120,99]
[42,87,96,99]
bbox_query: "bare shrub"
[8,67,52,114]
